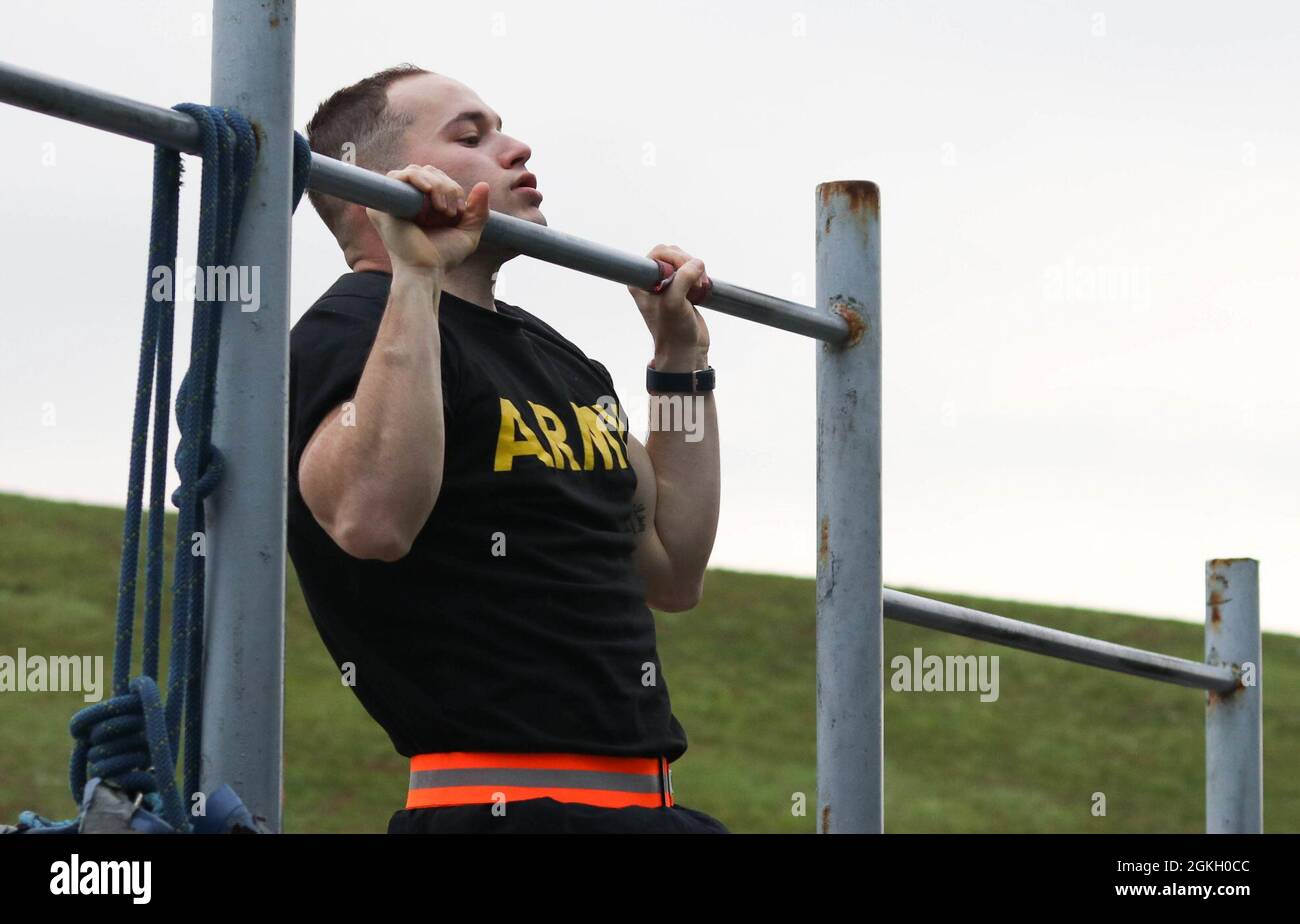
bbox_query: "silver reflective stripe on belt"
[409,767,665,794]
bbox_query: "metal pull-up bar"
[0,58,848,343]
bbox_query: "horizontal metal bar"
[0,59,846,343]
[0,59,204,153]
[883,589,1240,693]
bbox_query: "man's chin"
[491,203,547,229]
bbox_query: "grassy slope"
[1,491,1295,833]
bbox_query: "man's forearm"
[332,270,446,552]
[644,346,720,592]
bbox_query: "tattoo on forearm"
[625,502,647,535]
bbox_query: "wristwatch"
[646,362,716,394]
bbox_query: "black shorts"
[388,797,730,834]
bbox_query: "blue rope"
[14,117,313,834]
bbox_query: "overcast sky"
[1,0,1296,635]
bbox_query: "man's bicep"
[297,398,353,523]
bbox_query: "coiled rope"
[13,106,312,833]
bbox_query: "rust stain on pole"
[1207,671,1248,706]
[817,181,879,237]
[1209,589,1225,625]
[1207,564,1231,626]
[831,301,867,347]
[818,180,880,216]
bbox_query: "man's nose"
[502,135,532,168]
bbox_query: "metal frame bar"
[815,181,883,834]
[0,19,1263,834]
[0,58,846,344]
[884,589,1239,692]
[196,0,296,834]
[1205,559,1262,833]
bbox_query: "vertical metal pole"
[1205,558,1262,833]
[815,182,883,833]
[200,0,296,831]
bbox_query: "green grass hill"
[1,491,1295,832]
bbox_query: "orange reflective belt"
[406,752,675,810]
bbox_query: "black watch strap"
[646,364,716,393]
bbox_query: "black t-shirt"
[286,270,688,762]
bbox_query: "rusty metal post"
[815,182,882,833]
[1205,558,1262,833]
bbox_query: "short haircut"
[304,63,431,244]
